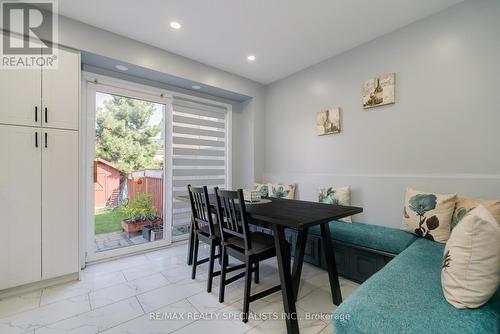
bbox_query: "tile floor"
[0,242,359,334]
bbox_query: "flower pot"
[140,224,164,242]
[142,225,153,241]
[150,227,163,241]
[121,217,163,238]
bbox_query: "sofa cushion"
[452,197,500,228]
[333,238,500,334]
[310,220,417,254]
[269,183,295,199]
[254,183,269,197]
[318,186,352,222]
[442,206,500,308]
[402,188,457,243]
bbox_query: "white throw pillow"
[269,183,295,199]
[451,197,500,229]
[319,186,352,222]
[254,183,269,197]
[401,188,457,243]
[441,205,500,309]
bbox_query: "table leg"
[292,228,308,301]
[320,222,342,305]
[273,224,299,334]
[186,217,195,265]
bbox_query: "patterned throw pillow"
[319,186,352,223]
[269,183,295,199]
[254,183,269,197]
[401,188,457,243]
[452,197,500,229]
[441,205,500,308]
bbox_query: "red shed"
[94,159,122,208]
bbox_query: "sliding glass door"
[86,82,171,261]
[84,75,231,262]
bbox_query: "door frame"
[83,75,172,262]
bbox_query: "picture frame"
[363,72,396,109]
[316,107,341,135]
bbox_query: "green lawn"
[95,207,127,234]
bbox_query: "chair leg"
[186,218,195,265]
[207,240,216,293]
[191,234,199,280]
[242,259,253,323]
[217,244,222,265]
[254,261,260,284]
[218,245,228,303]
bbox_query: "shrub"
[124,193,157,222]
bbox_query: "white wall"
[264,0,500,227]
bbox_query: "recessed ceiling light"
[170,21,181,30]
[115,64,128,71]
[247,55,256,62]
[192,85,201,90]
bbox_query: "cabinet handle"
[93,160,98,183]
[44,132,48,148]
[35,106,38,122]
[44,107,48,123]
[35,132,38,148]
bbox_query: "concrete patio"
[95,231,150,252]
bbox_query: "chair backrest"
[187,185,217,237]
[214,188,251,250]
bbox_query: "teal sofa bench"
[333,238,500,334]
[253,219,418,282]
[306,220,417,282]
[310,220,417,254]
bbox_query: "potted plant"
[121,193,162,238]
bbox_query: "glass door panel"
[93,91,166,253]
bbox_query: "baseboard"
[0,273,79,299]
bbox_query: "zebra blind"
[170,97,228,237]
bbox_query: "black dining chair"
[187,185,222,293]
[214,187,282,323]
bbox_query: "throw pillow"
[269,183,295,199]
[452,197,500,229]
[401,188,457,243]
[319,186,352,222]
[254,183,269,197]
[441,205,500,308]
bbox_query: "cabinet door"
[42,48,79,130]
[42,129,79,279]
[0,125,42,289]
[0,34,41,127]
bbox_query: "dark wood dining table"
[181,195,363,334]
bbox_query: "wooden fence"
[127,176,164,218]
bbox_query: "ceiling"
[58,0,464,84]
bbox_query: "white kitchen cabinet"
[0,35,41,128]
[42,48,80,130]
[0,36,79,131]
[0,44,80,292]
[42,129,79,279]
[0,68,41,127]
[0,125,42,290]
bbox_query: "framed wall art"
[316,107,341,135]
[363,72,396,109]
